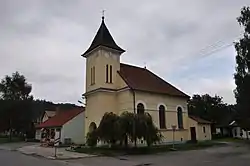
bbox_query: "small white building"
[188,116,212,141]
[35,108,85,144]
[230,121,250,139]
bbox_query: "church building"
[81,17,191,143]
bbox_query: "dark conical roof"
[82,18,125,57]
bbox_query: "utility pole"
[171,125,177,151]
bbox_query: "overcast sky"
[1,0,250,105]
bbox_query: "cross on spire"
[102,9,105,21]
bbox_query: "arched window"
[177,107,183,129]
[89,122,97,133]
[137,103,145,114]
[159,105,166,129]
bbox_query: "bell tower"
[81,16,125,92]
[81,16,125,137]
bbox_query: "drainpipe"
[132,89,137,147]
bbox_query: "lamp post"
[171,125,177,150]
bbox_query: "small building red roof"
[189,115,212,124]
[118,63,189,98]
[36,108,84,128]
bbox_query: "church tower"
[81,16,125,136]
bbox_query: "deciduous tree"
[234,6,250,131]
[0,72,33,140]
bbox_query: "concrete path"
[17,144,96,160]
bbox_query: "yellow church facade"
[81,17,199,143]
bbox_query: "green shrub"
[86,131,98,147]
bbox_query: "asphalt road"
[0,142,250,166]
[0,150,69,166]
[68,143,250,166]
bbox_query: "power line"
[194,32,244,59]
[198,43,233,58]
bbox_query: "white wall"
[61,112,85,144]
[197,124,212,141]
[35,129,41,140]
[232,127,250,139]
[42,114,49,123]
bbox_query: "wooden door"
[190,127,197,142]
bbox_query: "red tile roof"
[189,115,212,124]
[118,63,189,98]
[36,108,84,128]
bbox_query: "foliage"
[86,131,98,147]
[119,111,135,144]
[234,6,250,130]
[95,112,162,147]
[0,71,82,139]
[96,112,122,145]
[188,94,235,124]
[0,72,33,139]
[0,72,32,101]
[135,113,162,146]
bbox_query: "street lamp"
[171,125,177,151]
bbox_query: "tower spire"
[81,11,125,57]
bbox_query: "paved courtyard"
[18,144,95,159]
[0,142,250,166]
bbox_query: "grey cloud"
[0,0,250,104]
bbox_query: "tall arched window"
[159,105,166,129]
[177,107,183,129]
[106,64,109,83]
[137,103,145,114]
[89,122,97,133]
[110,65,113,83]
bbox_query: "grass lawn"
[0,137,23,144]
[215,137,248,142]
[72,141,226,156]
[215,137,250,144]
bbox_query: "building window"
[159,105,166,129]
[89,122,97,133]
[203,127,206,133]
[137,103,145,114]
[177,107,183,129]
[90,67,92,85]
[106,64,109,83]
[105,65,113,83]
[110,65,112,83]
[90,66,95,85]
